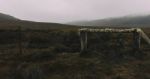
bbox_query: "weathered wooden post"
[80,31,88,53]
[117,33,124,48]
[133,29,141,51]
[18,26,23,54]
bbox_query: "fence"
[79,28,150,53]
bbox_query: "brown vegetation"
[0,26,149,79]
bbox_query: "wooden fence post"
[133,29,141,51]
[80,31,88,53]
[18,26,22,54]
[117,33,124,48]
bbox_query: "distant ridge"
[68,15,150,27]
[0,13,78,30]
[0,13,19,21]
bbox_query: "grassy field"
[0,26,149,79]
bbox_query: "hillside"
[0,13,78,30]
[68,15,150,27]
[0,27,149,79]
[0,13,19,21]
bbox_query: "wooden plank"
[80,28,138,33]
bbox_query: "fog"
[0,0,150,23]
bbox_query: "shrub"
[23,51,56,62]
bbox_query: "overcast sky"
[0,0,150,23]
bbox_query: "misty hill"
[68,15,150,27]
[0,13,78,30]
[0,13,19,21]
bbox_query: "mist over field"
[1,0,150,23]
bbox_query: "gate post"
[80,31,88,53]
[133,29,141,51]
